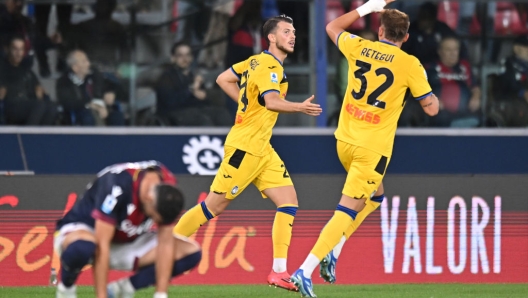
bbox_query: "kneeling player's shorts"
[54,223,198,271]
[337,140,390,200]
[211,146,293,199]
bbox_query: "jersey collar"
[263,50,283,66]
[380,40,397,47]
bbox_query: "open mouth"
[288,41,295,47]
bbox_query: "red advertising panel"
[1,196,527,286]
[1,175,527,286]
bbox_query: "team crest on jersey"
[250,59,259,70]
[231,186,239,195]
[270,72,278,83]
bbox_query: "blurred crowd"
[0,0,526,127]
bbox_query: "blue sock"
[336,204,358,220]
[371,194,385,203]
[60,240,95,287]
[129,251,202,290]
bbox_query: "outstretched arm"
[326,0,395,45]
[264,92,322,116]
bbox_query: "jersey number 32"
[352,60,394,109]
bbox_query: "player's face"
[143,184,163,223]
[438,39,460,68]
[274,22,296,54]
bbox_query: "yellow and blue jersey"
[225,51,289,156]
[335,32,432,156]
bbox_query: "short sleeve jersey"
[56,161,177,243]
[224,50,288,156]
[335,32,432,156]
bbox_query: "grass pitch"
[1,284,526,298]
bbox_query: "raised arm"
[326,0,395,44]
[216,69,241,102]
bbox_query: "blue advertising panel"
[1,128,527,175]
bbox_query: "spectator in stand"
[66,0,128,112]
[155,42,232,126]
[490,36,528,127]
[0,0,61,78]
[0,37,56,125]
[402,2,466,66]
[224,0,266,117]
[56,50,125,126]
[426,36,481,127]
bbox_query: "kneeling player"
[54,161,201,298]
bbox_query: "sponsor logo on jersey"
[119,218,154,237]
[345,103,381,124]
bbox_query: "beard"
[277,42,294,54]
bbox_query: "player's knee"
[171,251,202,277]
[204,193,230,216]
[61,240,95,267]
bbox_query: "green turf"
[1,284,526,298]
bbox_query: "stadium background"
[1,0,528,291]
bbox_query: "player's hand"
[358,0,394,17]
[300,95,322,116]
[369,0,395,12]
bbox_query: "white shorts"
[54,222,158,271]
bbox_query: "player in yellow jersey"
[291,1,439,296]
[173,15,322,291]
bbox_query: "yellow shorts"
[210,146,293,199]
[337,140,390,200]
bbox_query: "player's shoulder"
[394,50,423,71]
[97,170,133,190]
[256,51,283,70]
[397,49,420,64]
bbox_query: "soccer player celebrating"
[172,15,321,291]
[54,161,201,298]
[291,1,439,296]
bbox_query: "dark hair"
[9,35,25,46]
[262,14,293,45]
[438,35,461,49]
[155,184,184,225]
[380,9,410,42]
[170,41,192,56]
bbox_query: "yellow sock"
[344,200,381,239]
[310,210,353,260]
[173,202,216,237]
[272,204,298,259]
